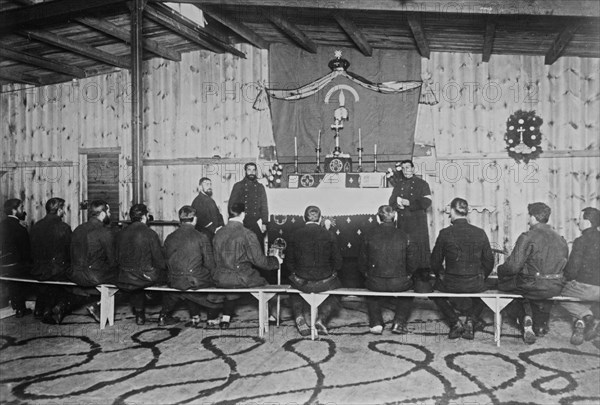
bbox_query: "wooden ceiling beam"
[0,45,87,78]
[482,18,496,62]
[0,0,127,36]
[545,20,584,65]
[267,13,317,53]
[0,68,43,85]
[19,29,131,69]
[144,4,245,58]
[200,4,269,49]
[77,16,182,61]
[333,12,372,56]
[165,0,600,18]
[407,13,430,58]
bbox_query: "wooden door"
[86,153,119,222]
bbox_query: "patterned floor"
[1,297,599,405]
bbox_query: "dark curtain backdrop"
[269,45,421,162]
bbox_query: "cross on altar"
[331,121,344,131]
[517,126,526,138]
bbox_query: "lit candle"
[374,143,377,155]
[294,136,298,156]
[358,128,361,148]
[317,130,321,149]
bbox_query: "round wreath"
[504,110,543,163]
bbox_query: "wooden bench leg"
[251,292,277,339]
[481,297,514,347]
[96,285,118,330]
[298,293,329,340]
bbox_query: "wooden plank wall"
[414,53,600,252]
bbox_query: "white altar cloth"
[266,188,392,216]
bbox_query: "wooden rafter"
[0,0,126,36]
[0,45,87,78]
[407,13,429,58]
[333,13,372,56]
[164,0,600,18]
[19,29,131,69]
[77,16,182,61]
[267,13,317,53]
[200,4,269,49]
[144,4,245,58]
[482,18,496,63]
[0,67,42,85]
[545,20,584,65]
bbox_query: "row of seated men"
[1,196,599,346]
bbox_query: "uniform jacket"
[564,227,600,286]
[116,221,167,289]
[191,191,224,237]
[0,216,31,271]
[498,223,568,299]
[69,218,117,286]
[212,220,279,288]
[286,222,343,283]
[359,222,418,292]
[164,223,216,290]
[430,218,495,293]
[228,177,268,224]
[30,213,71,280]
[388,174,431,268]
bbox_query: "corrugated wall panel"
[416,53,600,253]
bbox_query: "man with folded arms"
[431,198,495,340]
[359,205,419,335]
[560,207,600,346]
[163,205,221,328]
[285,205,343,337]
[498,202,568,344]
[191,177,224,240]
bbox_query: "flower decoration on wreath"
[504,109,543,163]
[267,162,284,188]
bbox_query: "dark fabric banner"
[269,45,421,162]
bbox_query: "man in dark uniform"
[559,207,600,346]
[285,206,343,337]
[163,205,220,328]
[498,202,568,344]
[70,200,118,322]
[228,162,268,249]
[30,198,72,323]
[430,198,495,339]
[0,198,31,317]
[359,205,419,335]
[388,160,432,272]
[211,203,280,328]
[116,204,167,325]
[191,177,224,239]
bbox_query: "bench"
[0,276,288,339]
[1,276,585,346]
[287,288,583,346]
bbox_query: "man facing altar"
[388,160,432,270]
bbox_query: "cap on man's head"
[3,198,22,215]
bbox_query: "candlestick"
[374,143,378,172]
[317,130,321,149]
[294,136,298,173]
[356,129,363,172]
[358,128,362,149]
[316,130,322,173]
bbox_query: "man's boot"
[448,320,464,339]
[570,319,585,346]
[583,315,596,341]
[523,316,536,344]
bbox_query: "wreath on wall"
[504,110,543,163]
[267,162,284,188]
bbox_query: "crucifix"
[331,119,344,155]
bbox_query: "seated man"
[431,198,495,339]
[285,205,343,337]
[163,205,221,328]
[211,203,280,328]
[30,198,72,324]
[498,202,568,344]
[117,204,167,326]
[560,207,600,346]
[69,200,118,322]
[0,198,31,318]
[359,205,418,335]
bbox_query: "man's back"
[360,223,416,279]
[30,213,71,279]
[164,225,215,289]
[286,223,342,281]
[564,227,599,286]
[70,219,116,286]
[0,216,30,268]
[117,222,165,273]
